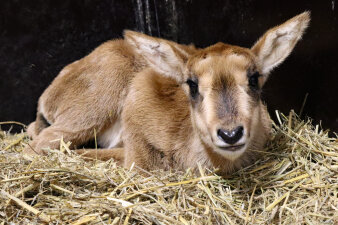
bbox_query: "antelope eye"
[249,72,260,89]
[186,78,199,98]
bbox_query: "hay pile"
[0,111,337,224]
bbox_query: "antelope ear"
[251,11,310,75]
[124,30,190,83]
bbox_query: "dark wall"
[0,0,337,133]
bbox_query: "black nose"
[217,126,244,145]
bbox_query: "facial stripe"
[217,87,238,119]
[211,73,238,120]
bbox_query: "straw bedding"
[0,111,337,224]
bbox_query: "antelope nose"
[217,126,244,145]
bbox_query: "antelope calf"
[25,12,310,174]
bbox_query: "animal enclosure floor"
[0,111,337,224]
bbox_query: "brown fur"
[24,12,310,175]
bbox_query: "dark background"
[0,0,337,133]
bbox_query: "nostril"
[234,126,244,137]
[217,126,244,145]
[217,129,228,142]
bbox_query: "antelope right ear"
[251,12,310,76]
[124,30,190,83]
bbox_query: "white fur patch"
[98,120,123,148]
[237,85,251,119]
[39,102,46,118]
[39,101,52,125]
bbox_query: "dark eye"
[186,78,199,98]
[249,72,260,89]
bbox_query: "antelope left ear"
[251,11,310,76]
[124,30,191,83]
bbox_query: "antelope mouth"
[218,144,245,151]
